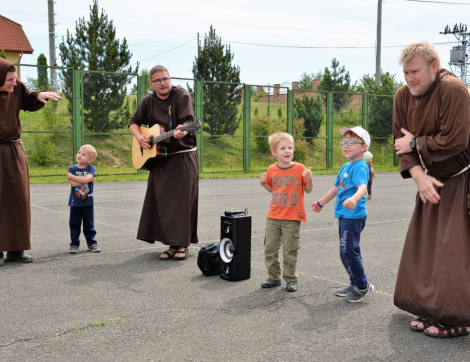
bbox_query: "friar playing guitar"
[132,119,201,171]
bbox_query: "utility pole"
[48,0,57,90]
[441,23,469,86]
[375,0,382,84]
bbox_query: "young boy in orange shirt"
[260,132,313,292]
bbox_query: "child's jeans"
[69,206,97,247]
[264,218,301,282]
[338,216,368,289]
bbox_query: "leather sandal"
[159,246,177,260]
[174,247,189,260]
[423,323,470,338]
[410,317,433,332]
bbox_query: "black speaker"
[219,211,252,282]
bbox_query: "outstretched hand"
[37,91,61,104]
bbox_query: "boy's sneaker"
[87,244,101,253]
[286,281,298,292]
[261,278,282,288]
[345,284,374,303]
[69,246,79,254]
[335,285,355,297]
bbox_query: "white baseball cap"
[339,126,371,150]
[363,150,373,160]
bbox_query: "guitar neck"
[150,129,175,146]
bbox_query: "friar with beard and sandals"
[393,42,470,338]
[128,65,199,261]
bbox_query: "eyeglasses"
[150,77,171,84]
[340,140,365,147]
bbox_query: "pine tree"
[190,26,241,136]
[59,0,138,132]
[319,58,352,112]
[356,71,402,138]
[294,94,324,140]
[37,54,49,90]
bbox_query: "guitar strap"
[167,91,173,130]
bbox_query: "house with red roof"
[0,14,34,78]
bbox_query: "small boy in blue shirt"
[67,144,100,254]
[312,126,373,303]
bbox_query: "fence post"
[137,75,147,102]
[195,80,203,172]
[287,89,293,135]
[326,91,334,169]
[362,93,369,130]
[72,69,84,159]
[243,84,251,172]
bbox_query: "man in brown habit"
[0,58,61,265]
[129,65,198,261]
[393,42,470,338]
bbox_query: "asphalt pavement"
[1,173,469,361]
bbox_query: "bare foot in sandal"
[410,317,433,332]
[159,246,177,260]
[174,247,189,260]
[424,323,470,338]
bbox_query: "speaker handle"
[224,209,248,217]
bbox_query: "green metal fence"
[17,64,397,177]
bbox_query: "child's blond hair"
[268,132,294,151]
[80,144,97,162]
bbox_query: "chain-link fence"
[17,64,397,178]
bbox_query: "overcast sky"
[2,0,469,86]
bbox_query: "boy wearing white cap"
[312,126,373,302]
[363,150,375,199]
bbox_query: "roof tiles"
[0,15,34,53]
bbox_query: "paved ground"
[1,173,469,361]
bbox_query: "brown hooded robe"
[393,69,470,325]
[0,58,45,252]
[128,85,199,247]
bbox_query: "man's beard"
[408,69,436,96]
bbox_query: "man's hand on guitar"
[137,134,151,149]
[174,124,188,139]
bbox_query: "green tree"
[58,0,138,132]
[298,71,322,90]
[0,49,6,59]
[294,94,324,140]
[37,53,49,90]
[319,58,352,112]
[356,71,402,138]
[190,25,242,136]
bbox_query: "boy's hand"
[302,167,313,182]
[343,197,357,210]
[260,172,267,184]
[311,202,322,213]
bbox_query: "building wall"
[255,79,362,112]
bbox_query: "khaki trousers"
[264,218,301,282]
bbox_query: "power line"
[222,40,456,49]
[136,38,195,64]
[405,0,470,4]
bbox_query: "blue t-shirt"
[334,159,369,219]
[68,164,96,207]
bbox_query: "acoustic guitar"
[132,119,201,171]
